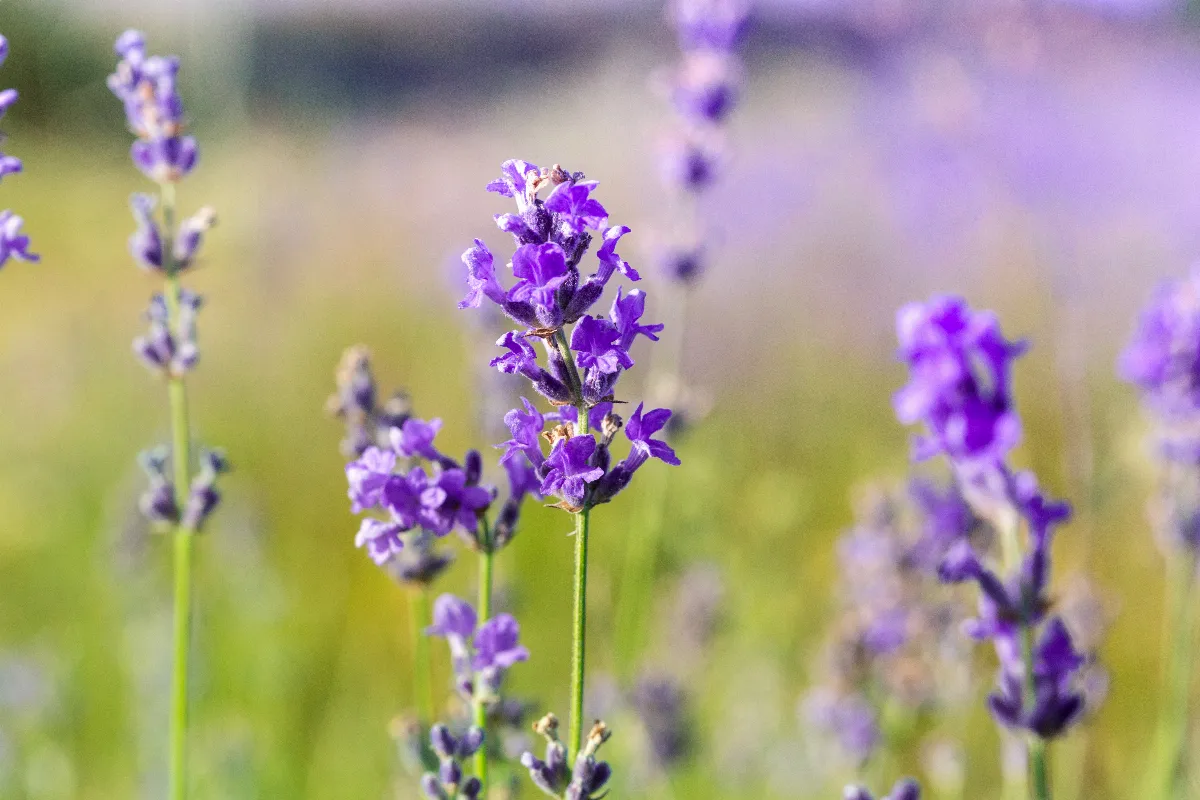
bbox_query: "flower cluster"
[461,159,679,512]
[1120,266,1200,460]
[128,192,215,275]
[346,413,539,561]
[136,446,229,532]
[656,0,749,284]
[0,33,37,270]
[108,29,198,183]
[521,715,613,800]
[426,594,529,705]
[420,724,485,800]
[895,295,1091,741]
[133,289,201,377]
[327,345,415,457]
[843,779,921,800]
[804,479,981,764]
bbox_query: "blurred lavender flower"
[133,290,201,377]
[427,594,529,705]
[0,33,36,270]
[108,30,198,183]
[631,674,691,771]
[895,296,1092,754]
[521,715,613,800]
[327,345,414,456]
[420,724,485,800]
[804,478,980,763]
[843,778,921,800]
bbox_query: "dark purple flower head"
[660,133,720,193]
[1120,266,1200,427]
[893,295,1027,468]
[541,434,605,510]
[987,617,1085,739]
[571,316,634,376]
[626,404,681,466]
[428,593,478,641]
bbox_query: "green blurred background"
[0,0,1191,797]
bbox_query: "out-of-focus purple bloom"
[803,688,880,766]
[326,345,414,458]
[355,518,405,565]
[1120,266,1200,432]
[108,30,199,183]
[427,594,528,704]
[670,0,750,52]
[181,448,229,531]
[132,290,202,378]
[346,446,397,513]
[893,295,1027,468]
[137,446,179,525]
[0,211,36,268]
[422,724,485,800]
[671,52,742,125]
[474,614,531,672]
[428,593,478,642]
[632,675,691,771]
[987,618,1086,739]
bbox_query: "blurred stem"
[1021,619,1051,800]
[474,519,494,792]
[161,179,195,800]
[410,588,435,725]
[1162,551,1198,800]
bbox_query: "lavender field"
[0,1,1197,798]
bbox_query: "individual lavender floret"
[181,448,229,531]
[893,295,1027,470]
[135,445,229,531]
[128,193,216,273]
[326,345,414,457]
[0,33,37,270]
[108,30,198,183]
[520,715,613,800]
[427,594,529,704]
[802,687,880,766]
[420,724,485,800]
[133,290,202,377]
[843,778,922,800]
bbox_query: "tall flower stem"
[1161,551,1198,800]
[409,588,435,725]
[568,500,591,761]
[160,179,195,800]
[1021,607,1051,800]
[474,519,494,792]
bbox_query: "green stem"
[1163,553,1198,800]
[568,502,591,762]
[410,588,435,725]
[474,528,494,793]
[160,180,195,800]
[1029,737,1051,800]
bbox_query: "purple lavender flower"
[671,52,742,125]
[544,180,608,236]
[108,31,199,183]
[421,724,485,800]
[427,594,528,701]
[391,417,444,461]
[987,618,1086,739]
[355,518,405,565]
[1120,266,1200,458]
[631,675,691,771]
[540,434,605,511]
[802,688,880,766]
[0,33,34,270]
[326,345,414,457]
[669,0,750,52]
[893,295,1027,469]
[521,715,613,800]
[610,288,664,350]
[133,290,202,377]
[180,448,229,531]
[571,316,634,376]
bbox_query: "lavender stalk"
[1117,267,1200,800]
[109,30,225,800]
[0,34,38,271]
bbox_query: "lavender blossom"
[894,295,1092,749]
[327,345,414,458]
[520,715,613,800]
[133,290,202,377]
[427,593,529,703]
[0,34,36,269]
[631,675,691,771]
[108,30,198,183]
[420,724,485,800]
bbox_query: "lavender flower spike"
[0,32,35,269]
[521,715,613,800]
[844,779,922,800]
